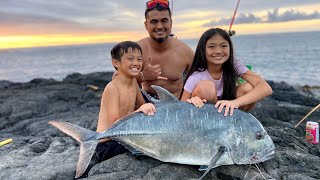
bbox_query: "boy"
[95,41,156,162]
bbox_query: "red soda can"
[306,122,319,144]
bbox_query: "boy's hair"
[145,2,171,19]
[110,41,142,70]
[183,28,237,100]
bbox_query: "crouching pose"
[181,28,272,116]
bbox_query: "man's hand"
[142,56,168,81]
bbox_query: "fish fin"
[141,89,161,104]
[151,85,179,104]
[76,140,99,178]
[49,121,97,142]
[198,146,227,180]
[131,150,144,156]
[49,121,99,178]
[198,165,208,171]
[115,140,145,156]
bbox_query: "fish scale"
[49,85,275,179]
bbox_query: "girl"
[180,28,272,116]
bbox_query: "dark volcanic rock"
[0,73,319,180]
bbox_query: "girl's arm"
[215,70,272,116]
[180,90,192,101]
[236,70,273,107]
[181,90,206,108]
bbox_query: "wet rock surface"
[0,72,319,180]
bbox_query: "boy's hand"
[136,103,156,116]
[215,100,239,116]
[187,96,207,108]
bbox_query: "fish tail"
[49,120,99,178]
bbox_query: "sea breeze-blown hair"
[110,41,142,70]
[184,28,237,100]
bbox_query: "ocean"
[0,31,319,87]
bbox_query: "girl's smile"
[205,34,230,65]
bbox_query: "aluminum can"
[306,121,319,144]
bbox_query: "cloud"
[203,8,320,27]
[0,0,144,31]
[1,1,320,37]
[266,8,320,22]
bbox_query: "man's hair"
[110,41,142,70]
[145,3,171,18]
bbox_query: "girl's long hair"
[183,28,237,100]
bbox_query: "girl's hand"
[135,103,156,116]
[215,100,239,116]
[187,96,207,108]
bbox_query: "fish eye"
[256,132,264,140]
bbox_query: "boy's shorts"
[78,140,128,178]
[94,140,129,162]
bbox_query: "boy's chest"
[118,88,137,115]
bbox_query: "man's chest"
[144,52,186,77]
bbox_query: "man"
[114,0,194,99]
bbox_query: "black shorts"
[142,91,159,103]
[94,140,129,162]
[77,140,128,179]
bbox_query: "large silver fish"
[49,85,275,179]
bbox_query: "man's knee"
[192,80,217,103]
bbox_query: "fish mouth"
[261,150,275,161]
[250,150,275,163]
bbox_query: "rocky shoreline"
[0,72,319,180]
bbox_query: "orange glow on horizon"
[0,33,146,50]
[1,19,320,50]
[174,19,320,40]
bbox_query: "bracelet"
[140,71,144,82]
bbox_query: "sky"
[1,0,320,49]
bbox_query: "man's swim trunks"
[142,91,159,103]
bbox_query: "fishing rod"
[228,0,240,36]
[169,0,175,37]
[171,0,173,15]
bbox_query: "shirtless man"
[138,0,194,99]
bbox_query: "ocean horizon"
[0,31,319,87]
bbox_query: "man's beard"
[153,36,168,43]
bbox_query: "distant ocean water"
[0,31,319,86]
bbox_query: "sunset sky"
[1,0,320,49]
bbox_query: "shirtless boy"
[95,41,156,162]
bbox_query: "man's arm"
[185,45,195,73]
